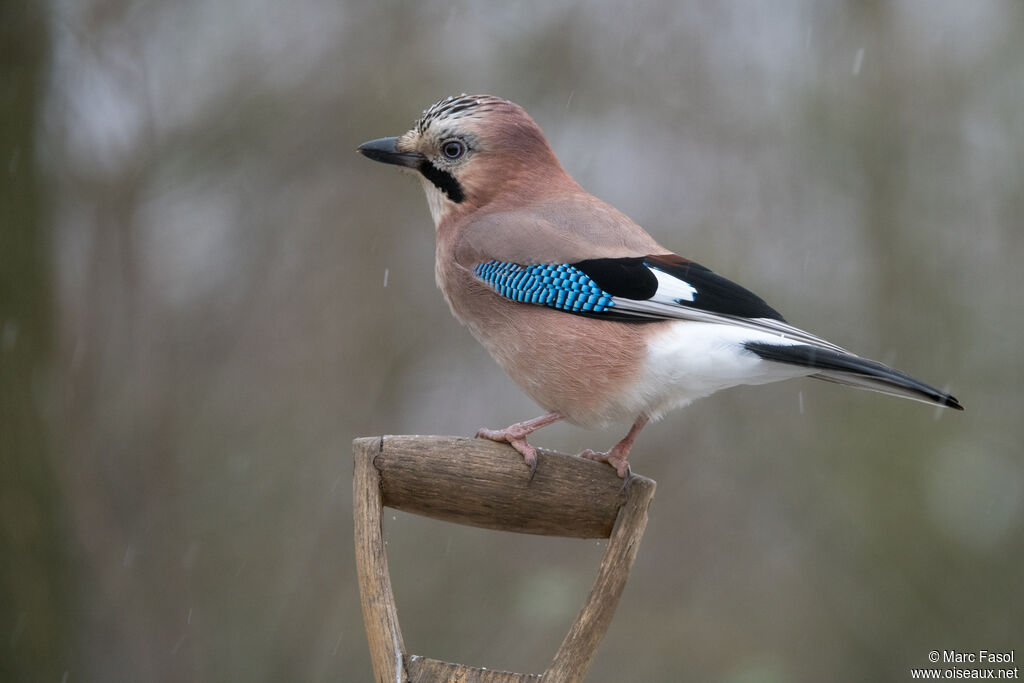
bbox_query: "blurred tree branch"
[0,2,70,681]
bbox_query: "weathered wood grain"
[353,435,657,682]
[374,434,629,539]
[405,656,542,682]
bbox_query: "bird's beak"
[356,137,423,168]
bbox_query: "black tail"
[745,342,963,410]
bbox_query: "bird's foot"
[476,425,540,476]
[474,412,563,479]
[578,414,648,479]
[579,448,631,479]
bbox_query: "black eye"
[442,140,465,160]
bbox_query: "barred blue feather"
[475,260,616,313]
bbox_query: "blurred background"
[3,1,1023,681]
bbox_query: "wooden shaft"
[353,437,406,683]
[544,475,656,682]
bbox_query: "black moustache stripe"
[418,161,465,203]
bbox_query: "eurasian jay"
[357,94,963,478]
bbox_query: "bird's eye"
[441,140,466,160]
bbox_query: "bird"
[357,94,962,478]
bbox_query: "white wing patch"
[649,266,697,302]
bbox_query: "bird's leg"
[476,412,564,476]
[580,415,649,478]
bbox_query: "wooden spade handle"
[353,435,656,683]
[364,434,633,538]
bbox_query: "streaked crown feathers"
[414,94,508,135]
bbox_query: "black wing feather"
[573,257,659,299]
[744,341,964,410]
[642,254,786,321]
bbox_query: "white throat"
[420,177,453,228]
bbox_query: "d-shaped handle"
[353,435,656,682]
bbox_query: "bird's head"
[357,94,571,226]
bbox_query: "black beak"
[356,137,423,168]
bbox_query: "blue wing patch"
[475,261,616,313]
